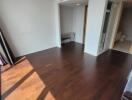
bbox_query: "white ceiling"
[59,0,88,6]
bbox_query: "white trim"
[54,0,62,48]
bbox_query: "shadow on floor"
[2,42,132,100]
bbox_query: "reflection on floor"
[1,42,132,100]
[114,40,132,54]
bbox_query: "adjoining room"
[59,0,88,47]
[113,2,132,54]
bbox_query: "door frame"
[83,5,88,45]
[109,1,124,49]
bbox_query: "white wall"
[54,0,61,47]
[60,5,85,44]
[73,6,85,44]
[60,6,74,34]
[0,0,58,57]
[84,0,108,56]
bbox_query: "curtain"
[0,52,7,66]
[0,29,15,65]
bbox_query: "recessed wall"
[60,5,85,44]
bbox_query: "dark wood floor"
[1,42,132,100]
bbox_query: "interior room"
[59,1,88,46]
[0,0,132,100]
[113,1,132,54]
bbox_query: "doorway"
[112,2,132,54]
[59,1,88,47]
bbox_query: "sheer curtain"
[0,29,15,65]
[0,52,7,66]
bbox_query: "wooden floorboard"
[1,42,132,100]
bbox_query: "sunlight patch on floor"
[1,58,47,100]
[1,59,33,94]
[5,72,46,100]
[45,91,56,100]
